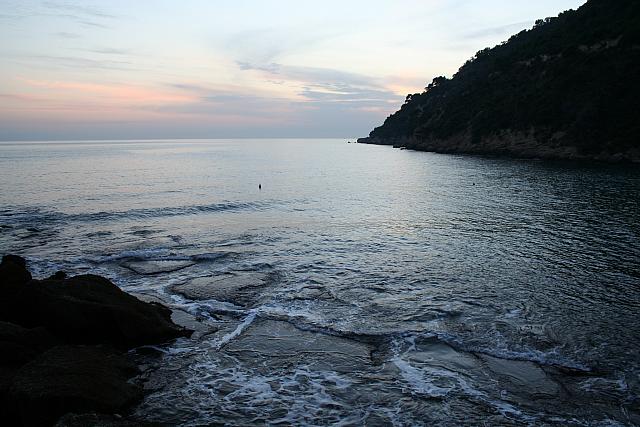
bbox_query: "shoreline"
[356,135,640,164]
[2,248,638,425]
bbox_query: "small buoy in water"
[259,184,262,190]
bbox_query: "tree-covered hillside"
[359,0,640,161]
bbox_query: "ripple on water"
[2,140,639,425]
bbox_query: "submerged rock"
[121,259,195,275]
[224,319,374,372]
[171,272,269,307]
[289,285,334,301]
[0,255,192,349]
[479,354,560,398]
[8,346,142,427]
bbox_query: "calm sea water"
[1,139,639,426]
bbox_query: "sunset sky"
[0,0,586,141]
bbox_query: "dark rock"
[0,365,18,419]
[0,256,192,349]
[48,271,67,280]
[0,255,193,426]
[0,322,61,423]
[0,255,32,286]
[55,412,162,427]
[8,345,143,427]
[0,321,59,366]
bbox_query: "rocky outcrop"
[0,254,32,286]
[0,254,192,426]
[8,346,142,426]
[360,131,640,162]
[0,322,59,366]
[55,413,161,427]
[360,0,640,162]
[0,255,191,349]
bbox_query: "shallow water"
[1,139,639,425]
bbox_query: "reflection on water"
[1,139,639,425]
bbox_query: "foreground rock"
[0,255,191,349]
[56,413,161,427]
[8,346,142,426]
[0,321,59,366]
[0,254,192,426]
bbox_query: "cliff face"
[359,0,640,162]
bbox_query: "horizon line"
[0,137,361,144]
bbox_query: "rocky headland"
[359,0,640,162]
[0,254,192,426]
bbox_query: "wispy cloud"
[237,61,281,74]
[462,20,533,40]
[23,1,119,29]
[8,54,135,71]
[300,86,399,104]
[0,93,43,102]
[225,27,344,65]
[54,31,81,39]
[159,83,292,117]
[236,61,401,106]
[77,47,132,55]
[42,1,116,20]
[0,1,116,28]
[15,78,195,108]
[74,19,110,29]
[153,69,399,135]
[241,62,376,88]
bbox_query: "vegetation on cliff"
[361,0,640,161]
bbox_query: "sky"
[0,0,586,141]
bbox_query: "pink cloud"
[19,78,196,105]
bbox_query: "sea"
[1,139,639,426]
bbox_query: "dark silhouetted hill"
[359,0,640,162]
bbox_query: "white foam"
[143,350,361,426]
[92,247,174,262]
[579,376,629,394]
[168,293,245,317]
[259,303,324,325]
[392,355,452,397]
[504,308,522,318]
[406,329,590,372]
[212,309,258,350]
[391,337,538,422]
